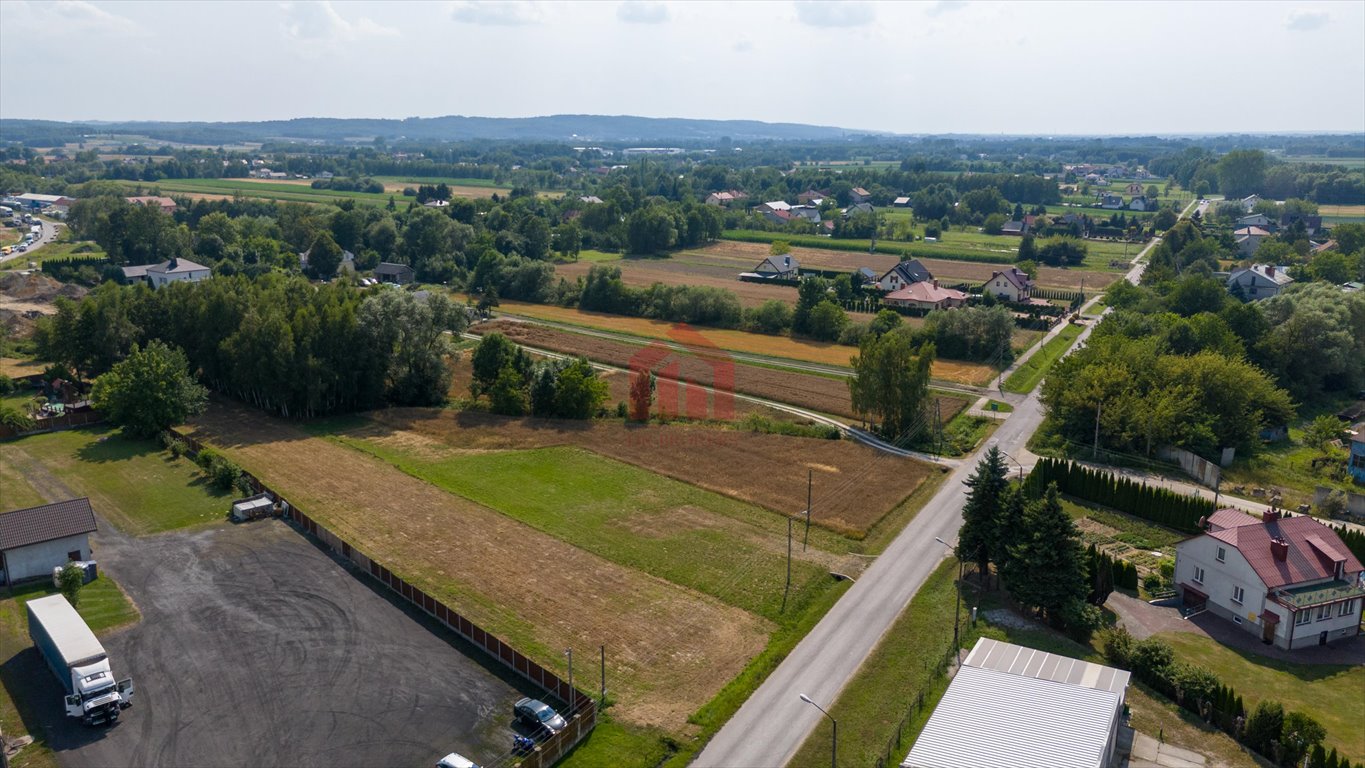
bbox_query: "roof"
[756,255,800,273]
[1234,226,1272,238]
[1000,220,1025,233]
[990,267,1033,290]
[885,281,967,304]
[375,262,414,276]
[1230,264,1294,286]
[851,187,871,196]
[26,595,106,667]
[893,196,911,205]
[902,664,1120,768]
[0,498,98,551]
[125,195,177,209]
[146,257,209,275]
[880,258,933,284]
[1203,510,1364,589]
[121,264,151,279]
[965,638,1130,695]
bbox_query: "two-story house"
[1227,264,1293,300]
[984,267,1034,303]
[876,259,933,292]
[1350,423,1365,484]
[1175,509,1364,650]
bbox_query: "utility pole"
[600,645,606,705]
[565,648,574,709]
[934,398,943,456]
[803,470,812,552]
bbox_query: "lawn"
[323,439,833,623]
[0,239,105,271]
[1160,632,1365,764]
[0,577,139,768]
[1002,321,1084,394]
[1220,418,1360,510]
[0,426,231,533]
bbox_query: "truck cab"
[65,663,134,724]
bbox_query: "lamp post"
[997,449,1026,482]
[799,693,837,768]
[935,537,962,653]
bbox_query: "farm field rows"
[494,299,999,385]
[183,401,774,732]
[699,240,1118,291]
[476,318,969,424]
[117,177,513,206]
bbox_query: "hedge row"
[720,231,1016,265]
[40,255,109,274]
[1023,457,1215,533]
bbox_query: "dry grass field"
[183,401,771,731]
[692,241,1118,291]
[476,319,969,424]
[494,300,999,386]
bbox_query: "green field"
[0,578,139,768]
[370,175,505,188]
[1002,322,1084,394]
[1160,632,1365,763]
[1,239,107,271]
[0,427,231,534]
[323,437,837,622]
[120,178,407,207]
[1220,413,1361,510]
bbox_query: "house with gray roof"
[876,259,933,292]
[0,498,97,585]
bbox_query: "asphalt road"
[0,214,60,266]
[16,519,527,768]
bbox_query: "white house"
[1099,193,1124,209]
[849,187,872,204]
[984,267,1034,302]
[121,257,212,289]
[747,254,800,280]
[1128,196,1151,211]
[1175,509,1364,650]
[1236,213,1272,229]
[876,259,933,291]
[0,498,98,585]
[1232,226,1272,257]
[1240,194,1261,213]
[1227,264,1293,300]
[903,638,1130,768]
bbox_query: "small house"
[579,195,605,205]
[1125,183,1144,194]
[1236,213,1272,229]
[1227,264,1292,300]
[797,189,828,205]
[124,196,178,214]
[1174,509,1364,650]
[843,202,874,217]
[1241,194,1261,213]
[375,262,416,285]
[1232,226,1272,257]
[789,205,822,223]
[876,259,933,292]
[849,187,872,204]
[1128,196,1150,212]
[748,254,800,280]
[892,196,912,208]
[999,220,1026,236]
[856,267,878,285]
[1099,194,1124,210]
[0,498,98,585]
[1280,214,1324,236]
[121,257,211,289]
[984,267,1034,302]
[883,280,968,312]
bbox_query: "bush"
[1243,700,1285,756]
[0,374,14,396]
[211,455,242,491]
[1100,625,1136,668]
[1131,637,1176,686]
[0,403,35,432]
[1143,572,1163,593]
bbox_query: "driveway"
[15,518,528,768]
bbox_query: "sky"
[2,0,1363,135]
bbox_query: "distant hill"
[0,114,884,146]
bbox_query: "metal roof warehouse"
[902,638,1130,768]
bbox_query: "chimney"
[933,279,939,289]
[1266,265,1275,277]
[1270,538,1289,562]
[1262,509,1280,524]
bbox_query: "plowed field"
[476,320,968,424]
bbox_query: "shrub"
[1243,700,1285,756]
[233,474,255,497]
[1131,637,1176,687]
[211,456,242,491]
[0,374,14,396]
[1100,625,1136,668]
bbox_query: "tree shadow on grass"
[74,429,162,465]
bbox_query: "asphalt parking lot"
[18,518,528,767]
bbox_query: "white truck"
[27,594,134,726]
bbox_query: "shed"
[0,498,98,585]
[231,494,275,522]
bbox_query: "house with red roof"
[1174,509,1364,650]
[883,280,968,312]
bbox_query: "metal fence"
[872,644,958,768]
[174,431,598,767]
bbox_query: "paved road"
[695,199,1197,767]
[0,214,60,266]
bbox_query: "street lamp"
[935,537,962,653]
[799,693,837,768]
[997,449,1026,482]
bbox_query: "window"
[1193,566,1205,584]
[1232,586,1245,604]
[1317,605,1333,621]
[1216,547,1226,563]
[1233,615,1243,625]
[1339,600,1357,618]
[67,551,81,561]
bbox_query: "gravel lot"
[24,519,528,768]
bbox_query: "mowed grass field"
[119,177,516,207]
[184,403,928,731]
[0,426,231,534]
[1319,203,1365,224]
[701,240,1119,291]
[494,299,999,386]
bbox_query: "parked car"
[435,753,479,768]
[513,697,566,735]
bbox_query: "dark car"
[513,697,566,735]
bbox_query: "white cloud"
[280,1,397,42]
[926,0,967,16]
[450,0,543,26]
[618,1,669,24]
[5,0,145,35]
[1284,8,1329,30]
[733,38,754,53]
[793,1,875,28]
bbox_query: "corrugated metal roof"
[902,665,1119,768]
[964,638,1130,694]
[0,498,97,552]
[26,594,107,667]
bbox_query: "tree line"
[35,275,466,419]
[1021,457,1215,534]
